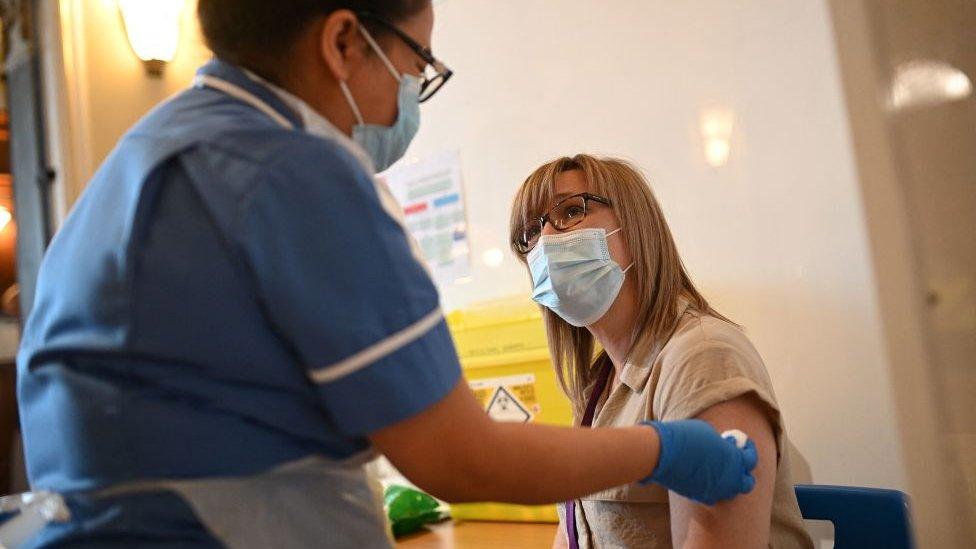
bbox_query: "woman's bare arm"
[667,394,777,548]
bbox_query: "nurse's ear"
[317,9,369,82]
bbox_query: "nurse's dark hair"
[197,0,428,78]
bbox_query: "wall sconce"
[0,207,10,233]
[118,0,186,77]
[888,60,973,111]
[700,108,735,168]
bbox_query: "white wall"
[409,0,907,490]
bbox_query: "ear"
[318,9,367,82]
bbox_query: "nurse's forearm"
[466,420,661,504]
[370,380,659,504]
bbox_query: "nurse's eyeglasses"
[357,12,454,103]
[513,193,613,254]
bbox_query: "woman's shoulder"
[651,308,782,422]
[664,309,762,365]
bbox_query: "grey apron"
[98,454,394,549]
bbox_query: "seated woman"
[509,154,814,548]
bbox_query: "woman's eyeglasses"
[513,193,612,254]
[357,12,454,102]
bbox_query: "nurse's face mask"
[518,193,635,327]
[338,16,452,172]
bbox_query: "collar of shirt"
[617,297,692,393]
[240,68,377,174]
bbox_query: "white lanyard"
[193,74,295,130]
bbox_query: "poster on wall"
[382,150,471,288]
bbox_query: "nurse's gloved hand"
[639,419,757,505]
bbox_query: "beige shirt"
[559,303,814,548]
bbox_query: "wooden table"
[396,521,557,549]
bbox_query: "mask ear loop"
[338,81,366,126]
[357,25,403,82]
[605,227,635,274]
[338,24,403,128]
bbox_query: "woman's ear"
[318,9,366,82]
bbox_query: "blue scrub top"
[17,59,462,495]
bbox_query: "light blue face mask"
[527,227,634,327]
[339,25,421,173]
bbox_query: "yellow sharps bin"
[445,296,573,523]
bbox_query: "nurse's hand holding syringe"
[369,381,756,506]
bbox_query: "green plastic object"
[384,484,448,537]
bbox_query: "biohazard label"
[469,374,539,423]
[486,387,531,423]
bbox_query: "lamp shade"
[118,0,185,71]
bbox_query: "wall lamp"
[700,108,735,168]
[118,0,186,77]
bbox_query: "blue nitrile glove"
[639,419,758,505]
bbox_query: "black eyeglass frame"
[356,12,454,102]
[513,192,613,254]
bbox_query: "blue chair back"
[794,484,915,549]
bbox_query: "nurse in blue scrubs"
[16,1,757,546]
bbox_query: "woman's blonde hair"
[510,154,729,416]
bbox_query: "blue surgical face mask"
[339,25,421,173]
[527,227,634,327]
